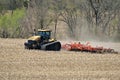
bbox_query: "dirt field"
[0,38,120,80]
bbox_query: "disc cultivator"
[62,42,118,53]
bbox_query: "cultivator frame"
[62,42,117,53]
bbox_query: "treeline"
[0,0,120,41]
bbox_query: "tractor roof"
[38,29,51,32]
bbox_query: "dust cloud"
[57,18,120,52]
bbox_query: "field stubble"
[0,38,120,80]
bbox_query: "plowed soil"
[0,38,120,80]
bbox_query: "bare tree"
[50,0,64,39]
[33,0,52,29]
[60,8,77,39]
[79,0,120,40]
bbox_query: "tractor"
[24,29,61,51]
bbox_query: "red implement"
[62,42,117,53]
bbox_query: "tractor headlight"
[25,40,28,43]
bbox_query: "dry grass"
[0,38,120,80]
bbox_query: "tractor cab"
[37,29,51,40]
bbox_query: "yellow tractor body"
[24,29,61,51]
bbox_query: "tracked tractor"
[24,29,61,51]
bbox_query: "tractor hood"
[28,36,40,41]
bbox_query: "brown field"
[0,38,120,80]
